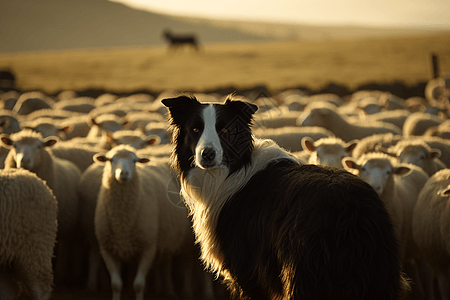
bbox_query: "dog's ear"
[224,98,258,116]
[161,95,200,109]
[162,95,201,125]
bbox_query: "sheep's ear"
[345,139,359,153]
[438,186,450,197]
[301,137,315,152]
[0,134,14,148]
[43,136,58,147]
[393,165,411,176]
[90,118,98,126]
[342,157,359,170]
[145,135,161,146]
[60,125,71,133]
[94,153,109,164]
[430,148,441,159]
[122,120,129,126]
[136,157,150,164]
[105,132,115,144]
[0,118,10,128]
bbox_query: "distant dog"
[163,29,200,52]
[162,94,409,300]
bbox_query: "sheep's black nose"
[201,147,216,162]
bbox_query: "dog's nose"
[201,147,216,162]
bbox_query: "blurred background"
[0,0,449,95]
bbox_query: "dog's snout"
[201,147,216,162]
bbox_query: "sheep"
[124,111,165,131]
[1,130,81,238]
[402,112,444,137]
[0,168,58,300]
[12,91,55,115]
[52,96,96,114]
[357,109,411,130]
[297,102,402,142]
[419,136,450,169]
[94,145,194,300]
[97,130,160,150]
[95,93,119,107]
[52,142,105,172]
[24,108,84,121]
[0,110,21,168]
[351,133,403,159]
[302,136,358,167]
[21,117,71,140]
[87,114,128,138]
[0,109,20,134]
[253,126,334,152]
[386,139,446,176]
[145,122,171,145]
[0,90,19,110]
[412,169,450,300]
[253,109,301,128]
[89,102,131,119]
[342,152,429,262]
[423,120,450,140]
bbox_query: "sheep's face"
[0,134,57,171]
[95,147,150,184]
[108,133,160,150]
[304,138,357,168]
[342,156,410,196]
[397,145,441,170]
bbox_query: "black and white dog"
[162,94,409,300]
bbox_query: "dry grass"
[1,33,450,95]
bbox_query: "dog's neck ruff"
[180,138,299,277]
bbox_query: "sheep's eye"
[193,128,199,133]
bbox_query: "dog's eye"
[193,128,199,133]
[221,128,228,133]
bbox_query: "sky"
[110,0,450,28]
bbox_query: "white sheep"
[402,112,444,137]
[302,136,358,167]
[145,122,171,145]
[297,101,402,142]
[97,129,160,150]
[387,139,446,176]
[23,108,83,121]
[52,96,96,114]
[253,109,301,129]
[0,168,58,300]
[342,152,429,262]
[351,133,403,159]
[87,114,128,138]
[412,169,450,300]
[253,126,334,152]
[357,109,411,130]
[51,142,105,172]
[1,130,81,238]
[0,109,21,135]
[21,117,71,140]
[94,145,194,300]
[12,91,55,115]
[420,136,450,168]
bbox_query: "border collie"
[162,94,409,300]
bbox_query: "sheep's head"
[94,145,150,184]
[105,130,160,150]
[342,153,410,196]
[302,136,358,168]
[390,141,441,171]
[0,130,57,171]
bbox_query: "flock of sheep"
[0,75,449,300]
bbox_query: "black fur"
[162,29,200,52]
[162,95,409,300]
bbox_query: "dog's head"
[162,94,258,177]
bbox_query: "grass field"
[1,33,450,96]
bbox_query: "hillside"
[1,0,449,53]
[0,0,269,53]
